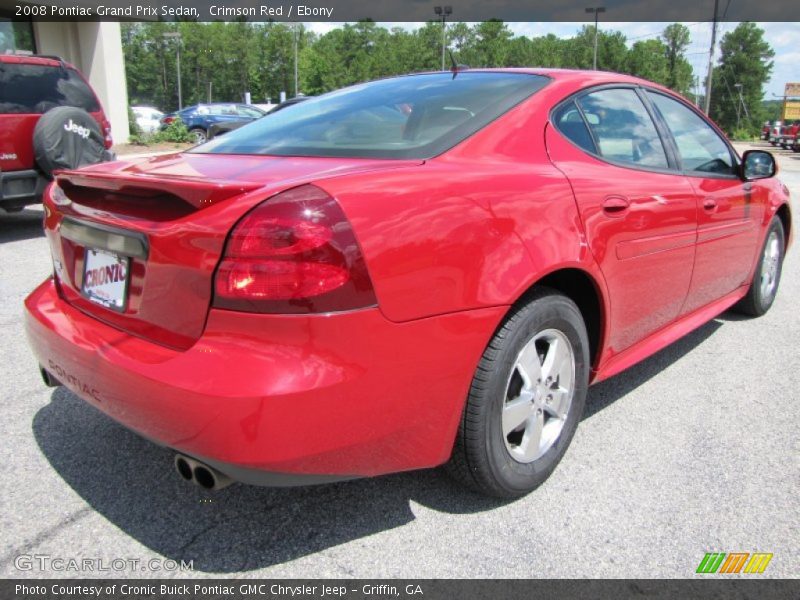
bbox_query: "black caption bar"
[1,0,798,21]
[3,580,800,600]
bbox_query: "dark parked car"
[0,53,113,212]
[207,96,312,140]
[160,103,266,144]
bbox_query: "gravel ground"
[0,142,797,579]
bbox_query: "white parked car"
[131,106,164,134]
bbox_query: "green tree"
[414,21,449,70]
[121,21,706,113]
[564,26,627,72]
[471,20,514,67]
[662,23,693,95]
[447,22,476,65]
[710,22,774,135]
[529,34,567,68]
[626,39,669,84]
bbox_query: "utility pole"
[733,83,742,130]
[434,6,452,71]
[163,32,183,110]
[294,23,299,97]
[585,7,606,71]
[735,83,749,121]
[694,76,701,106]
[703,0,719,115]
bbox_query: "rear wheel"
[189,128,207,144]
[447,289,590,498]
[733,216,785,316]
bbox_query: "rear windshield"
[194,72,549,159]
[0,63,100,114]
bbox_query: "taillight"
[103,123,113,149]
[213,185,377,314]
[162,116,175,125]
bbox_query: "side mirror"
[741,150,776,181]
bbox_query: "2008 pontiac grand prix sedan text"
[25,69,791,497]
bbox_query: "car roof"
[399,67,678,96]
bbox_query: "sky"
[305,21,798,100]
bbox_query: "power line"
[625,21,704,43]
[720,0,732,21]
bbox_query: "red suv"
[0,54,112,212]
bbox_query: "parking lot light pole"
[163,32,183,110]
[434,6,452,71]
[585,6,605,71]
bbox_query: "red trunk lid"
[44,153,420,349]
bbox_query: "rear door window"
[0,63,100,114]
[576,88,669,169]
[237,105,264,118]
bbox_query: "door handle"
[703,198,718,211]
[602,196,630,216]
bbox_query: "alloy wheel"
[502,329,575,463]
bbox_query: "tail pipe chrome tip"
[40,367,61,388]
[174,454,233,491]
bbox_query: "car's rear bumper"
[0,169,47,210]
[25,278,503,484]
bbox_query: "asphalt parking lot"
[1,142,798,579]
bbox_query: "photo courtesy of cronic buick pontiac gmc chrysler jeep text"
[24,69,791,498]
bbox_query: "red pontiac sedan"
[25,69,791,498]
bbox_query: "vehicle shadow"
[0,207,44,243]
[32,389,505,573]
[32,316,724,573]
[583,317,722,419]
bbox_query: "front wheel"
[733,216,785,316]
[447,289,590,498]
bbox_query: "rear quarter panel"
[317,89,604,324]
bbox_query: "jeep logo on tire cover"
[64,119,91,139]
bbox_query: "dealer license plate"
[82,248,130,311]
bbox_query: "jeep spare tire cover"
[33,106,110,178]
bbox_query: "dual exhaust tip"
[174,454,233,491]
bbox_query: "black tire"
[447,288,590,498]
[732,216,785,317]
[189,128,207,144]
[33,106,110,178]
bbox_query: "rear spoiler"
[55,170,262,209]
